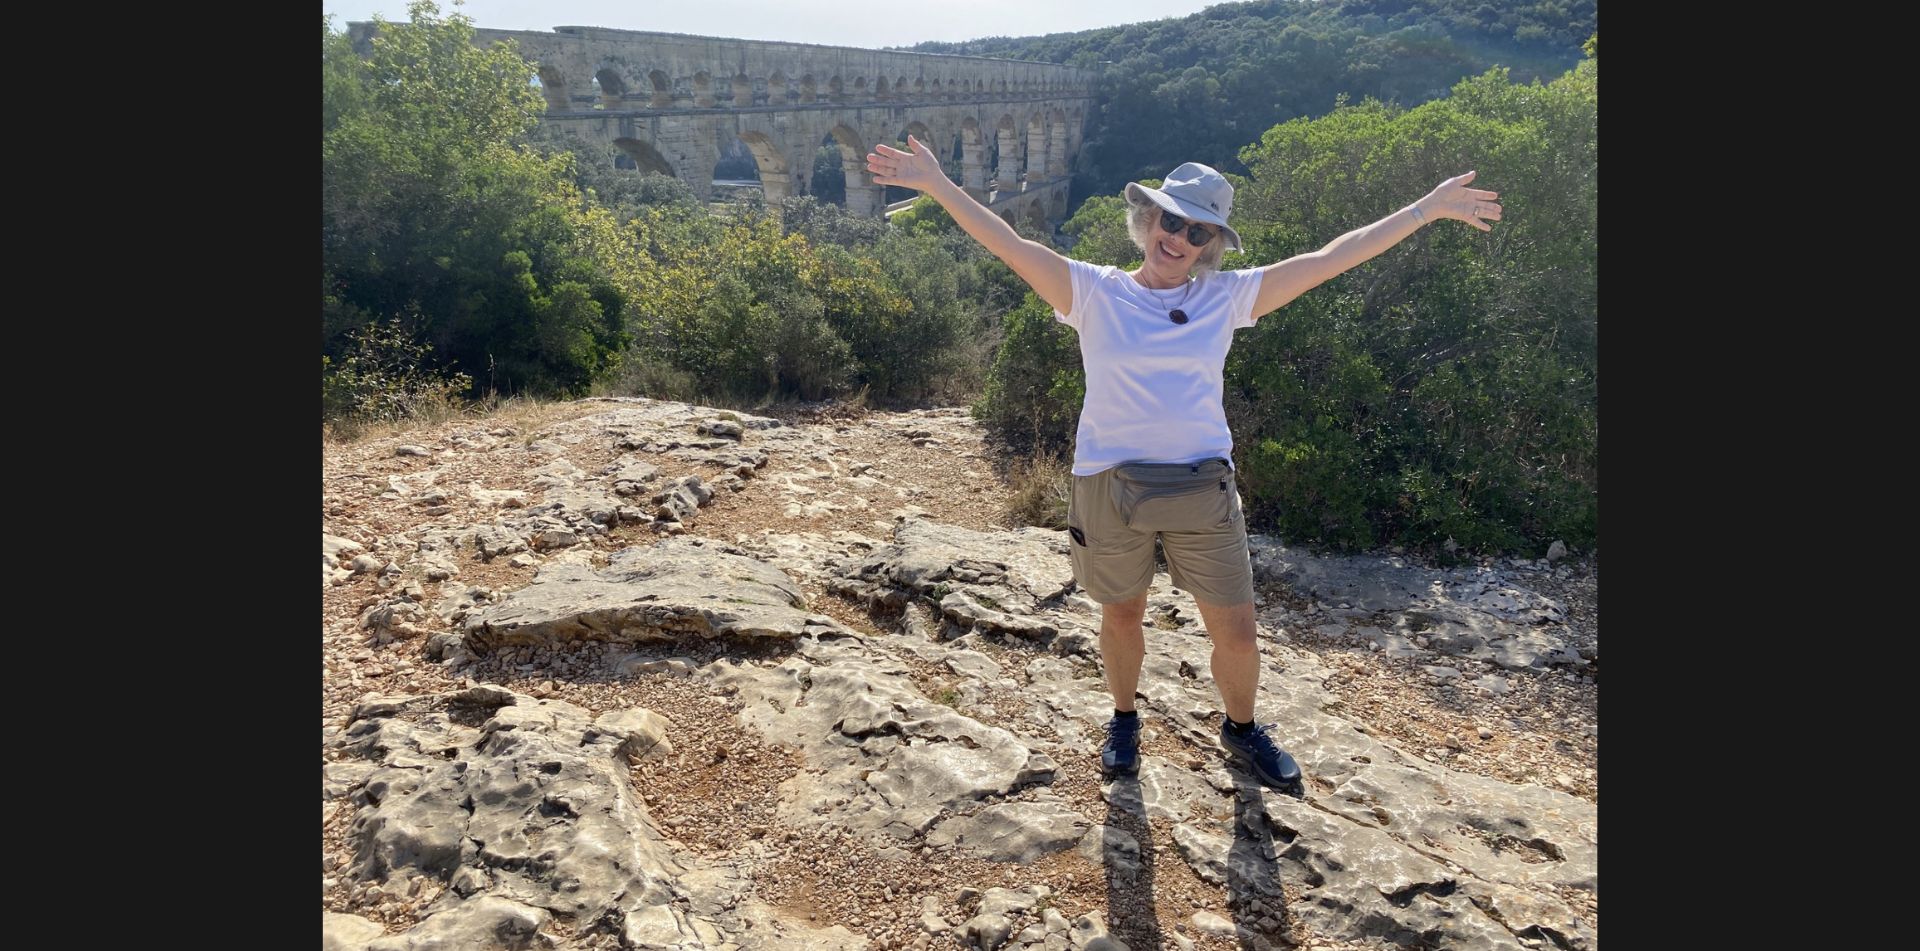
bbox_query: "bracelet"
[1408,204,1427,224]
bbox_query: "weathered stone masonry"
[347,23,1097,228]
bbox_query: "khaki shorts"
[1067,458,1255,606]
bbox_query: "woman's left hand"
[1422,171,1503,232]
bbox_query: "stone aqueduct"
[347,24,1098,228]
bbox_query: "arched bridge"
[347,23,1097,229]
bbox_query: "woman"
[866,138,1500,790]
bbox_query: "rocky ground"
[322,397,1598,951]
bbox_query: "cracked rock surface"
[324,397,1599,950]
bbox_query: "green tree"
[1059,193,1143,267]
[887,194,959,237]
[1227,59,1597,552]
[323,1,641,415]
[976,293,1085,450]
[536,132,701,223]
[810,145,847,204]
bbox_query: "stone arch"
[738,132,789,178]
[821,124,883,215]
[613,138,676,177]
[914,77,926,98]
[1047,108,1069,178]
[799,74,816,102]
[895,75,910,100]
[829,75,844,101]
[874,77,890,100]
[594,67,626,109]
[853,76,868,100]
[957,116,988,197]
[713,136,759,185]
[692,71,714,107]
[1026,201,1047,231]
[823,123,866,163]
[1026,112,1048,182]
[534,63,571,112]
[648,70,671,108]
[994,114,1021,192]
[731,72,753,106]
[768,71,789,103]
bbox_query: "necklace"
[1133,272,1197,324]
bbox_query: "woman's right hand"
[867,134,1071,314]
[866,135,946,194]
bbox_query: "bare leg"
[1194,599,1259,723]
[1098,594,1149,711]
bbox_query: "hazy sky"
[320,0,1227,49]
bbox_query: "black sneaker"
[1219,720,1302,789]
[1100,715,1141,777]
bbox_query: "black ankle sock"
[1225,717,1255,735]
[1113,709,1138,720]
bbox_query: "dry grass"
[1003,452,1072,530]
[321,394,601,445]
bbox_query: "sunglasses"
[1160,211,1218,247]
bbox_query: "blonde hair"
[1126,197,1227,274]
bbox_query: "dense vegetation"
[980,57,1597,552]
[905,0,1592,204]
[324,2,1014,417]
[323,1,1596,555]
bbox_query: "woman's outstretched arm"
[1247,171,1503,321]
[867,135,1073,314]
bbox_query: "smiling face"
[1128,199,1227,283]
[1150,211,1219,271]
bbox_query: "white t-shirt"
[1053,258,1265,477]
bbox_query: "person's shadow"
[1225,773,1301,949]
[1099,774,1164,949]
